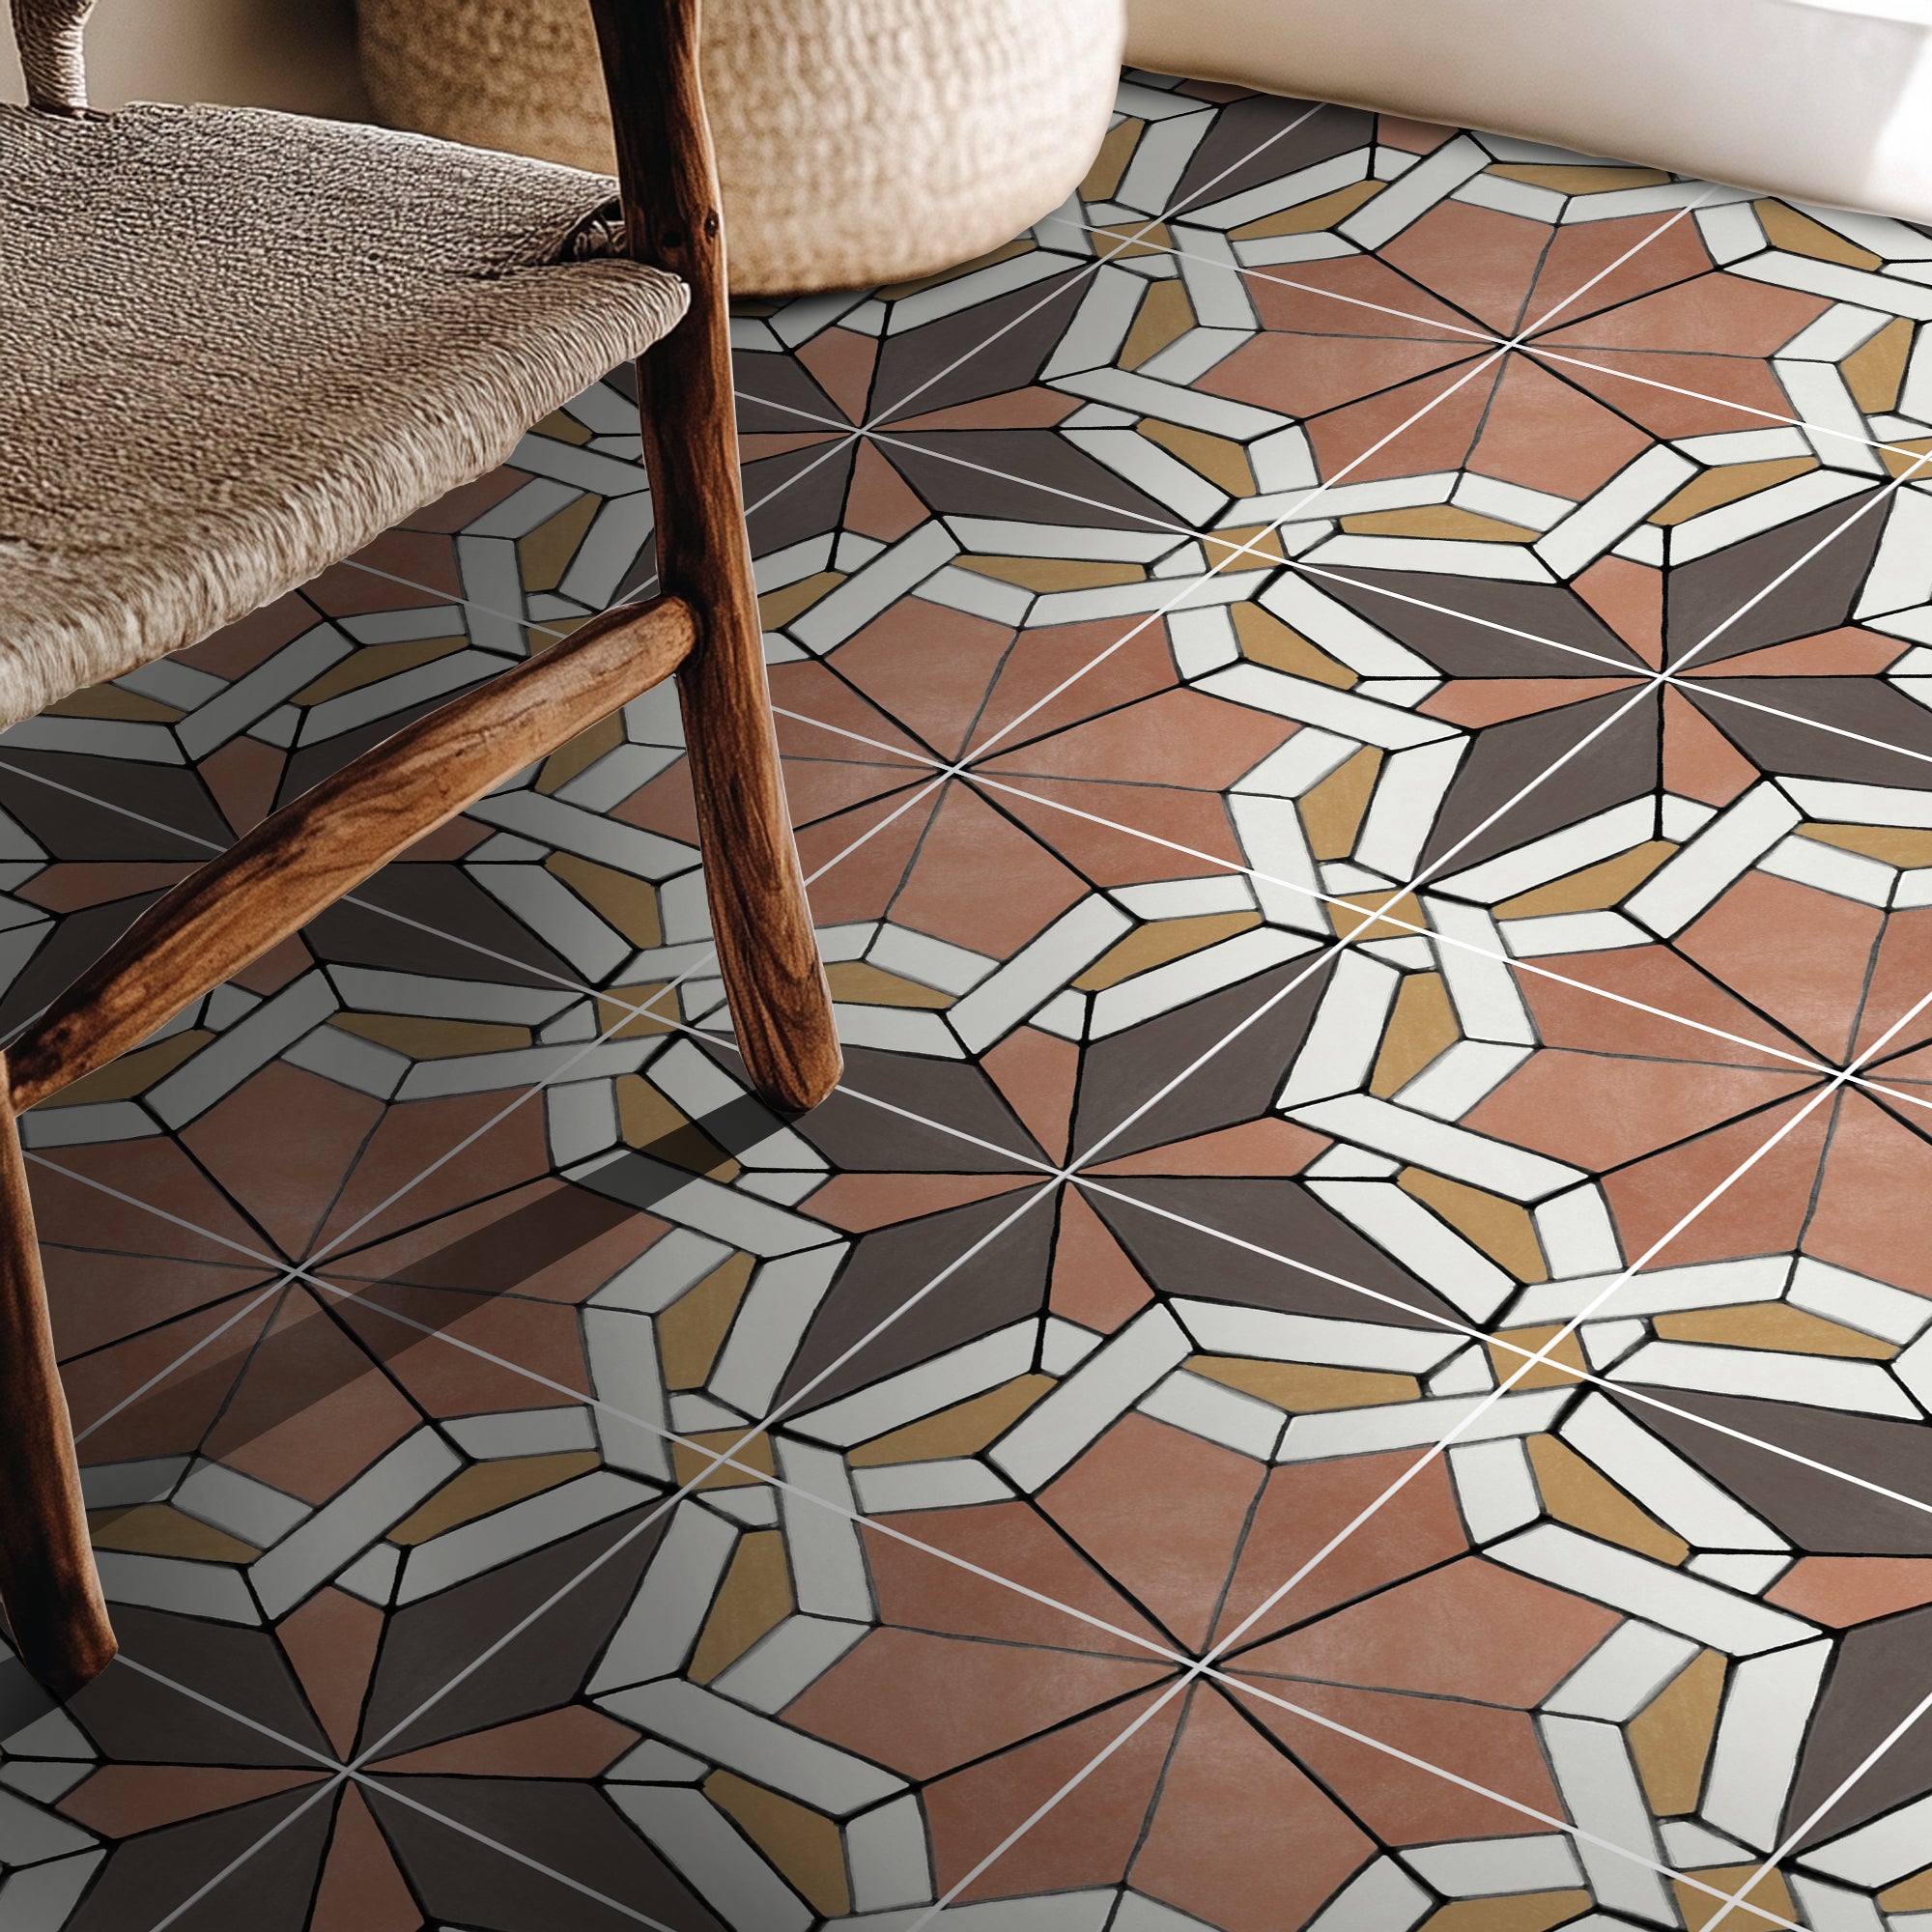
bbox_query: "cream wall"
[0,0,368,115]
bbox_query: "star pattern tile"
[15,65,1932,1932]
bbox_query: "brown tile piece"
[310,1783,424,1932]
[1769,1556,1932,1626]
[1048,1185,1155,1333]
[373,1705,636,1776]
[60,1764,327,1837]
[277,1587,385,1759]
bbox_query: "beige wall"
[1,0,369,115]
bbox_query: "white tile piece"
[1540,1715,1676,1921]
[710,1614,869,1712]
[1535,1186,1627,1277]
[1503,909,1651,956]
[1534,443,1700,578]
[1736,249,1932,321]
[149,971,340,1127]
[1580,1318,1647,1370]
[1687,1553,1792,1591]
[846,1795,933,1913]
[1139,1368,1284,1457]
[1608,1340,1918,1418]
[250,1428,460,1619]
[443,1406,598,1460]
[774,1438,872,1620]
[992,1304,1191,1488]
[866,924,997,995]
[1308,1179,1518,1321]
[789,1324,1037,1448]
[1670,470,1872,567]
[1302,1857,1432,1930]
[1174,1301,1463,1372]
[1449,1437,1543,1543]
[949,896,1133,1051]
[1039,1315,1103,1373]
[852,1460,1013,1514]
[1801,1789,1932,1886]
[1545,1621,1701,1721]
[1428,898,1535,1042]
[1560,1393,1790,1550]
[1395,1039,1530,1119]
[172,1461,309,1548]
[570,1151,840,1260]
[396,1471,650,1604]
[1277,1387,1569,1461]
[0,1854,103,1929]
[1195,663,1458,750]
[1488,1524,1816,1654]
[1514,1255,1791,1324]
[1339,133,1490,247]
[582,1308,673,1482]
[1090,928,1318,1037]
[610,1784,814,1932]
[603,1681,901,1816]
[1786,1872,1888,1931]
[1437,797,1658,903]
[1703,1638,1833,1849]
[1288,1093,1583,1201]
[1626,782,1803,935]
[1277,951,1400,1106]
[1403,1832,1584,1895]
[334,1542,400,1605]
[96,1551,257,1623]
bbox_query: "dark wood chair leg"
[591,0,842,1116]
[0,1054,113,1699]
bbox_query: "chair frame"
[0,0,841,1697]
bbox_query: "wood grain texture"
[590,0,842,1114]
[9,594,696,1114]
[0,1054,114,1697]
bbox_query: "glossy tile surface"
[9,69,1932,1932]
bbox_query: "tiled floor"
[13,67,1932,1932]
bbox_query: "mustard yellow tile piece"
[1650,458,1818,526]
[691,1530,793,1683]
[532,408,594,445]
[1370,972,1458,1096]
[1629,1648,1726,1816]
[659,1254,757,1390]
[1881,437,1932,478]
[1845,315,1914,413]
[617,1076,741,1180]
[1527,1435,1690,1566]
[759,571,846,630]
[42,1029,214,1109]
[1299,747,1383,860]
[1654,1302,1896,1358]
[535,713,626,796]
[596,988,678,1048]
[1231,180,1383,239]
[1491,162,1670,193]
[1137,419,1256,497]
[1200,524,1286,569]
[849,1376,1055,1466]
[1074,913,1262,990]
[88,1504,258,1564]
[1756,200,1882,269]
[293,636,469,706]
[1082,117,1143,203]
[387,1451,601,1547]
[1495,841,1677,918]
[1121,277,1196,369]
[553,855,666,950]
[1881,1868,1932,1911]
[1422,1894,1594,1932]
[823,961,955,1009]
[330,1014,532,1060]
[1231,602,1357,687]
[1339,505,1536,543]
[1673,1866,1794,1932]
[1330,891,1422,944]
[518,492,601,593]
[1804,822,1932,867]
[954,555,1146,591]
[1190,1356,1420,1412]
[672,1430,776,1492]
[1491,1326,1590,1392]
[45,685,183,723]
[1403,1171,1548,1282]
[703,1773,851,1918]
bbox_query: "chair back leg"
[0,1054,114,1698]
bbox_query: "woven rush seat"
[0,99,687,724]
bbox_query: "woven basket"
[355,0,1125,294]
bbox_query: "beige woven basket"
[355,0,1125,294]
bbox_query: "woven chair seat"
[0,99,687,725]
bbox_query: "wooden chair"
[0,0,839,1697]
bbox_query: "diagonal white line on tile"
[113,1653,340,1770]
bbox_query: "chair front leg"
[0,1054,113,1698]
